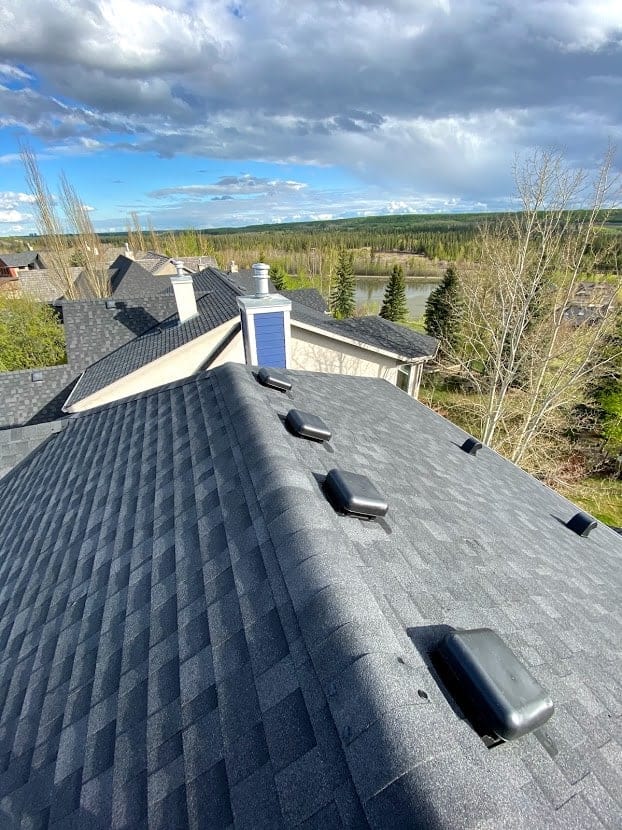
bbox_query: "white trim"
[64,319,238,413]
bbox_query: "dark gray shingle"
[0,363,620,828]
[291,303,437,359]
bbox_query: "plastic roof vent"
[285,409,331,443]
[436,628,554,742]
[31,371,43,383]
[461,437,483,455]
[257,367,292,392]
[105,300,117,309]
[324,468,388,519]
[566,511,597,537]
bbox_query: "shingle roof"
[0,252,43,269]
[64,271,241,407]
[281,289,328,314]
[62,295,179,371]
[291,303,438,359]
[0,363,620,828]
[72,257,165,301]
[18,268,82,303]
[135,251,171,274]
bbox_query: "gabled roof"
[64,270,240,407]
[62,294,179,371]
[134,251,171,274]
[72,257,163,301]
[0,252,44,269]
[18,268,82,302]
[0,363,620,828]
[291,302,437,360]
[281,288,328,313]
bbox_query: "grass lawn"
[560,478,622,526]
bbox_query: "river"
[355,277,439,319]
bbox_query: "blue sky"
[0,0,621,234]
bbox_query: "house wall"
[290,324,400,383]
[67,320,239,413]
[209,331,245,368]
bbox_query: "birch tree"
[451,147,621,471]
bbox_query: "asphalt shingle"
[0,363,620,828]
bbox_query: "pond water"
[355,277,439,319]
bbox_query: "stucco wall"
[290,324,400,384]
[209,331,245,369]
[67,321,239,412]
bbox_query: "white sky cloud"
[0,0,620,225]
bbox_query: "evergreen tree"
[379,264,408,323]
[424,265,462,355]
[269,263,288,291]
[330,249,356,319]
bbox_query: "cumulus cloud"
[0,0,620,209]
[0,191,36,226]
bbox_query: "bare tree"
[20,144,77,299]
[59,173,109,297]
[450,146,621,475]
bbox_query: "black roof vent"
[105,299,117,309]
[566,511,597,537]
[461,437,483,455]
[324,468,388,519]
[257,367,292,392]
[436,628,554,742]
[31,371,43,383]
[285,409,331,442]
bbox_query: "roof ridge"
[210,364,452,823]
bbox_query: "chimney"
[237,262,292,368]
[229,260,238,273]
[170,260,198,323]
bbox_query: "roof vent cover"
[105,300,117,309]
[461,437,483,455]
[566,511,597,537]
[436,628,554,742]
[324,468,388,519]
[286,409,331,442]
[257,367,292,392]
[31,371,43,383]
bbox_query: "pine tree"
[379,264,408,323]
[269,263,288,291]
[424,266,462,355]
[330,249,356,319]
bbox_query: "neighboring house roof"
[177,255,218,272]
[0,252,44,269]
[0,362,620,828]
[62,295,180,371]
[291,302,437,360]
[135,251,172,274]
[64,270,240,407]
[18,268,82,302]
[282,288,328,313]
[72,257,163,301]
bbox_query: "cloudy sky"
[0,0,621,233]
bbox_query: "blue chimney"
[237,263,292,368]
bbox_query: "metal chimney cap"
[252,262,270,296]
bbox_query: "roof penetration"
[0,364,620,828]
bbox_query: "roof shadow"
[113,304,162,337]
